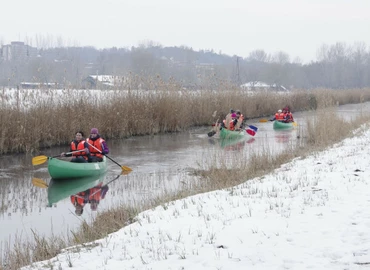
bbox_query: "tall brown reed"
[1,80,370,154]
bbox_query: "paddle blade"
[32,178,48,188]
[121,165,132,172]
[259,119,268,123]
[246,128,256,136]
[293,122,298,127]
[121,169,132,176]
[32,155,48,166]
[248,125,258,132]
[208,131,216,137]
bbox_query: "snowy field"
[22,127,370,269]
[0,87,290,109]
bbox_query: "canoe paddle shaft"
[32,150,85,166]
[86,142,132,172]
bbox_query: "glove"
[60,152,66,157]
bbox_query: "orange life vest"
[86,138,104,158]
[70,193,86,206]
[88,184,104,202]
[70,140,88,160]
[277,112,285,121]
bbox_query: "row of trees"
[1,40,370,89]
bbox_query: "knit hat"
[90,128,99,134]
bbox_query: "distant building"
[83,75,129,89]
[195,63,215,71]
[240,81,288,91]
[1,41,38,61]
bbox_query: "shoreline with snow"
[24,127,370,269]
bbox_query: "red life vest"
[70,192,86,206]
[88,184,103,203]
[277,112,285,121]
[286,112,294,122]
[70,140,88,160]
[86,138,105,158]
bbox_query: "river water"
[0,103,369,251]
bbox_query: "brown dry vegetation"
[2,84,370,269]
[1,79,370,154]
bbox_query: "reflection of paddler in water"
[70,171,132,215]
[71,182,109,216]
[275,131,292,143]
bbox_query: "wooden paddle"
[32,150,85,166]
[259,119,269,122]
[86,142,132,172]
[208,118,220,137]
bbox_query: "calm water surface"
[0,103,369,250]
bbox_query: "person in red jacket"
[61,131,90,163]
[87,128,109,162]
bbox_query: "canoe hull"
[48,156,108,179]
[219,128,246,139]
[273,121,293,130]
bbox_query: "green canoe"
[47,173,106,206]
[48,156,108,180]
[219,128,246,139]
[273,121,294,130]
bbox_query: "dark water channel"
[0,103,369,251]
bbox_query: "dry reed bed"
[2,102,370,269]
[1,84,370,154]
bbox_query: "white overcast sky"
[1,0,370,63]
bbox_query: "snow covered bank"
[23,127,370,270]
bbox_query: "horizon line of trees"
[1,37,370,90]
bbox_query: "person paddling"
[86,128,109,162]
[61,131,89,163]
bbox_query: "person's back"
[234,110,244,130]
[223,109,234,130]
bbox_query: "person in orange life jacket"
[70,190,89,216]
[61,131,90,163]
[270,109,283,121]
[87,183,109,211]
[87,128,109,162]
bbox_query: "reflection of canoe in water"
[47,173,106,206]
[220,136,255,149]
[220,137,246,148]
[273,121,294,130]
[219,128,246,139]
[48,156,108,179]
